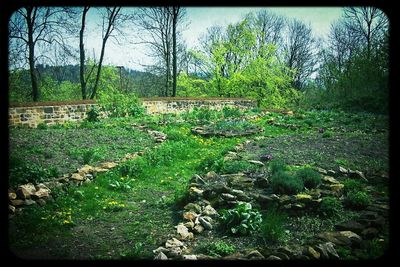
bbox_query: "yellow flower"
[63,220,71,224]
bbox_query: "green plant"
[221,160,259,174]
[109,177,135,191]
[86,106,100,122]
[260,208,287,243]
[268,159,288,175]
[9,161,59,188]
[319,197,343,217]
[222,107,242,118]
[342,179,365,194]
[219,202,263,235]
[296,167,321,189]
[345,191,370,210]
[205,241,236,257]
[98,91,144,118]
[37,123,48,129]
[271,171,304,194]
[82,148,100,164]
[322,131,333,138]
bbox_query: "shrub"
[296,167,321,189]
[221,160,259,174]
[222,107,242,118]
[98,91,144,118]
[268,159,287,175]
[345,191,370,210]
[319,197,343,217]
[219,202,263,235]
[82,148,101,164]
[322,131,333,138]
[271,171,304,195]
[86,106,100,122]
[9,162,59,188]
[343,179,365,194]
[260,208,287,243]
[204,241,236,257]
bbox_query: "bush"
[9,162,59,188]
[82,148,101,164]
[86,106,100,122]
[271,171,304,195]
[343,179,365,194]
[204,241,236,257]
[322,131,333,138]
[219,202,263,235]
[345,191,370,210]
[319,197,343,217]
[260,208,287,243]
[222,107,242,118]
[221,160,259,174]
[268,159,287,175]
[296,167,321,189]
[98,91,144,118]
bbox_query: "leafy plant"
[109,177,135,191]
[319,196,343,217]
[9,159,59,188]
[270,171,304,194]
[342,178,365,194]
[221,160,259,174]
[82,148,101,164]
[322,131,333,138]
[86,106,100,122]
[260,208,287,243]
[296,167,321,189]
[219,202,263,235]
[345,191,370,210]
[268,159,288,175]
[204,241,236,257]
[222,107,242,118]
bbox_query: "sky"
[47,7,344,71]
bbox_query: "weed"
[260,208,287,244]
[219,202,263,235]
[271,171,304,195]
[295,167,321,189]
[319,197,343,217]
[203,241,236,257]
[108,176,135,191]
[345,191,370,210]
[82,148,101,164]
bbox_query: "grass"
[8,108,389,260]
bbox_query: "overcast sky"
[66,7,344,70]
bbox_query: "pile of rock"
[147,129,167,143]
[9,183,52,217]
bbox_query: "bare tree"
[79,6,91,99]
[283,18,317,90]
[9,7,64,101]
[170,7,186,97]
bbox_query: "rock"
[10,199,25,206]
[78,164,94,174]
[8,192,17,200]
[339,166,348,174]
[205,171,219,181]
[24,199,37,205]
[348,170,368,182]
[274,252,290,260]
[176,223,194,240]
[316,167,328,175]
[227,174,254,189]
[182,255,197,260]
[245,250,265,259]
[221,193,236,201]
[100,162,118,169]
[317,231,362,247]
[329,183,344,192]
[315,242,339,259]
[308,189,321,198]
[184,203,202,214]
[327,170,336,176]
[16,183,36,199]
[189,187,203,197]
[199,216,213,230]
[254,177,269,188]
[32,188,50,199]
[191,174,206,185]
[165,238,184,248]
[70,173,85,181]
[260,154,273,162]
[93,167,109,173]
[305,246,320,259]
[193,224,204,234]
[36,199,46,206]
[361,227,379,239]
[295,194,313,201]
[9,205,16,214]
[266,255,281,260]
[154,251,168,260]
[335,220,365,234]
[322,176,340,184]
[184,220,195,229]
[248,160,265,166]
[202,205,218,217]
[223,252,244,260]
[183,211,198,221]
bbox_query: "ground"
[8,108,390,260]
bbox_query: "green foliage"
[319,197,343,217]
[295,167,321,189]
[222,107,242,118]
[203,241,236,257]
[342,179,365,194]
[268,159,288,175]
[219,202,263,235]
[86,106,100,122]
[221,160,259,174]
[97,90,144,118]
[345,191,370,210]
[322,131,333,138]
[270,171,304,195]
[213,120,255,131]
[108,177,135,191]
[81,148,101,164]
[260,208,287,243]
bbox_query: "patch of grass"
[202,241,236,257]
[270,171,304,195]
[221,160,260,174]
[295,167,321,189]
[260,208,287,244]
[268,159,288,175]
[345,191,370,210]
[322,131,333,138]
[319,197,343,217]
[342,178,366,194]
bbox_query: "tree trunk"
[26,7,40,102]
[172,7,178,97]
[79,7,89,99]
[90,37,107,99]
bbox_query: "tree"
[79,6,90,99]
[9,7,64,101]
[283,19,317,90]
[170,6,186,97]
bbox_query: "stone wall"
[8,98,257,128]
